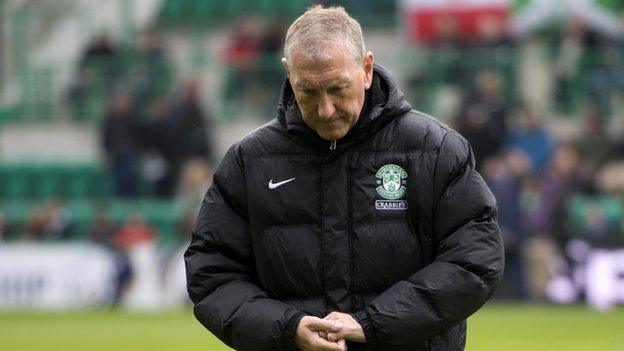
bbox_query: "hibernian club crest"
[375,164,408,210]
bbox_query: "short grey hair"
[283,5,366,63]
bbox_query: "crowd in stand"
[221,16,287,114]
[216,12,624,304]
[411,14,624,302]
[2,12,624,305]
[0,29,216,302]
[67,30,214,200]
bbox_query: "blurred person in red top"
[112,214,156,250]
[222,16,262,105]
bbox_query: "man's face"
[283,46,374,141]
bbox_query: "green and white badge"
[375,164,408,210]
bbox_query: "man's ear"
[363,51,374,90]
[281,57,290,77]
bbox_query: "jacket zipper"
[329,140,337,150]
[347,150,354,312]
[319,158,328,311]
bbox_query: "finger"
[312,334,346,351]
[326,331,346,342]
[337,338,347,351]
[307,318,343,332]
[327,331,339,342]
[324,311,342,320]
[318,330,327,340]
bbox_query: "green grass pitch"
[1,303,622,350]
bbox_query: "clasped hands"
[294,311,365,351]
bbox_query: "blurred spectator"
[596,161,624,195]
[259,18,286,56]
[130,28,171,105]
[80,33,118,67]
[551,16,620,116]
[483,152,530,300]
[256,18,287,102]
[222,16,262,107]
[143,82,213,198]
[454,69,508,169]
[25,199,72,240]
[415,15,466,117]
[505,107,555,174]
[473,14,512,49]
[112,214,157,250]
[79,33,121,92]
[467,14,516,101]
[67,32,120,122]
[89,208,131,306]
[111,214,157,306]
[145,98,194,198]
[66,68,97,121]
[519,144,588,300]
[574,105,611,170]
[552,17,585,113]
[112,213,161,309]
[430,15,466,88]
[89,209,116,247]
[102,90,142,198]
[172,80,213,161]
[177,159,212,211]
[0,211,8,241]
[523,143,584,239]
[177,159,213,242]
[580,27,620,117]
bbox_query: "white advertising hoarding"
[0,243,116,309]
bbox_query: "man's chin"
[317,128,348,141]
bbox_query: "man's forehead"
[294,73,352,88]
[289,54,359,87]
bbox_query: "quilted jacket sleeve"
[353,130,504,350]
[184,145,305,351]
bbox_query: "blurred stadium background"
[1,0,624,350]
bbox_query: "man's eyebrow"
[296,78,350,89]
[328,77,351,86]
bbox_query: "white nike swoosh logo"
[268,177,295,189]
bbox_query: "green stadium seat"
[0,200,31,233]
[64,165,94,199]
[66,200,95,239]
[142,200,182,247]
[254,0,275,16]
[0,164,32,199]
[91,168,112,198]
[160,0,183,25]
[32,164,64,199]
[284,0,307,17]
[191,0,217,25]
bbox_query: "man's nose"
[317,94,336,120]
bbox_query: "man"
[185,6,504,351]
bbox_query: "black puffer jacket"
[185,64,504,351]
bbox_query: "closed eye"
[329,86,347,94]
